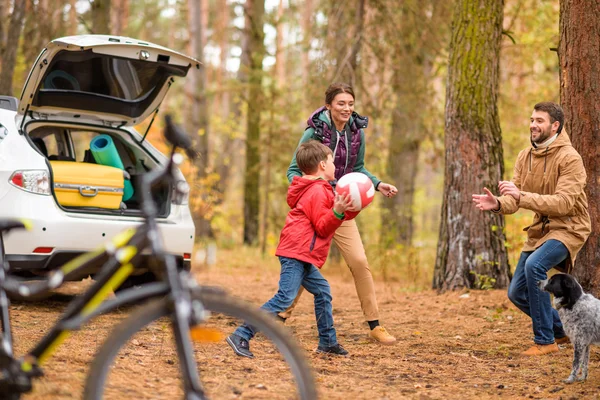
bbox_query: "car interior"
[28,126,170,217]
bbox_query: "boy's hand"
[334,193,354,214]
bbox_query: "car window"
[70,130,100,162]
[38,50,187,101]
[30,127,69,159]
[41,135,59,156]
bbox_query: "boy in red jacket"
[227,140,354,358]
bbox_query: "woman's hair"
[325,83,355,105]
[296,140,333,175]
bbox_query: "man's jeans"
[508,240,569,345]
[234,256,337,348]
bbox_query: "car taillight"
[9,170,50,195]
[172,180,190,205]
[33,247,54,254]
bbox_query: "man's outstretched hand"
[472,187,500,211]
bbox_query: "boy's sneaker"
[226,334,254,358]
[316,343,349,356]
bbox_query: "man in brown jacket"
[472,102,591,356]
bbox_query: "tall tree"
[214,0,230,116]
[433,0,510,291]
[242,0,265,245]
[91,0,111,34]
[111,0,129,36]
[300,0,313,113]
[187,0,212,238]
[559,0,600,295]
[0,0,26,96]
[380,0,450,249]
[0,0,8,62]
[69,0,78,35]
[260,0,286,254]
[327,0,366,87]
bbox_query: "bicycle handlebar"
[139,115,195,220]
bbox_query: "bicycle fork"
[0,235,37,396]
[164,255,209,400]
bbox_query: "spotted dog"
[539,274,600,383]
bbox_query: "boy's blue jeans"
[508,239,569,345]
[234,256,338,348]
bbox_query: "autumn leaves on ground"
[13,257,600,400]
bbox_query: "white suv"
[0,35,197,284]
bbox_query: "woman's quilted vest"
[307,106,368,181]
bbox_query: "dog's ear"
[562,275,575,289]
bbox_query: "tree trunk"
[330,0,365,87]
[559,0,600,296]
[91,0,111,34]
[0,0,8,62]
[214,0,229,116]
[69,0,78,35]
[0,0,26,96]
[381,107,419,248]
[187,0,212,239]
[380,1,434,249]
[111,0,129,36]
[275,0,286,85]
[433,0,510,291]
[242,0,265,245]
[301,0,313,113]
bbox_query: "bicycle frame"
[0,162,207,398]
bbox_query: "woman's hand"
[378,182,398,198]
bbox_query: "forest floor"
[13,259,600,400]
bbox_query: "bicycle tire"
[83,288,318,400]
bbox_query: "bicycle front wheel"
[83,288,318,400]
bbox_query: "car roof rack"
[0,96,18,112]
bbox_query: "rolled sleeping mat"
[90,134,134,201]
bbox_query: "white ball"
[336,172,375,211]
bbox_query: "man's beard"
[531,127,553,144]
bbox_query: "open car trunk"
[28,123,171,218]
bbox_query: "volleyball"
[336,172,375,212]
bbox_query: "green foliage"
[470,271,497,290]
[1,0,562,290]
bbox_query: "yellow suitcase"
[50,161,125,209]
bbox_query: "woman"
[282,82,398,345]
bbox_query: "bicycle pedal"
[189,327,224,343]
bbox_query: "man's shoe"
[555,336,570,345]
[226,334,254,358]
[368,326,397,345]
[520,343,559,356]
[316,343,349,356]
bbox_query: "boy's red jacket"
[275,176,344,268]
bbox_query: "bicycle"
[0,116,317,399]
